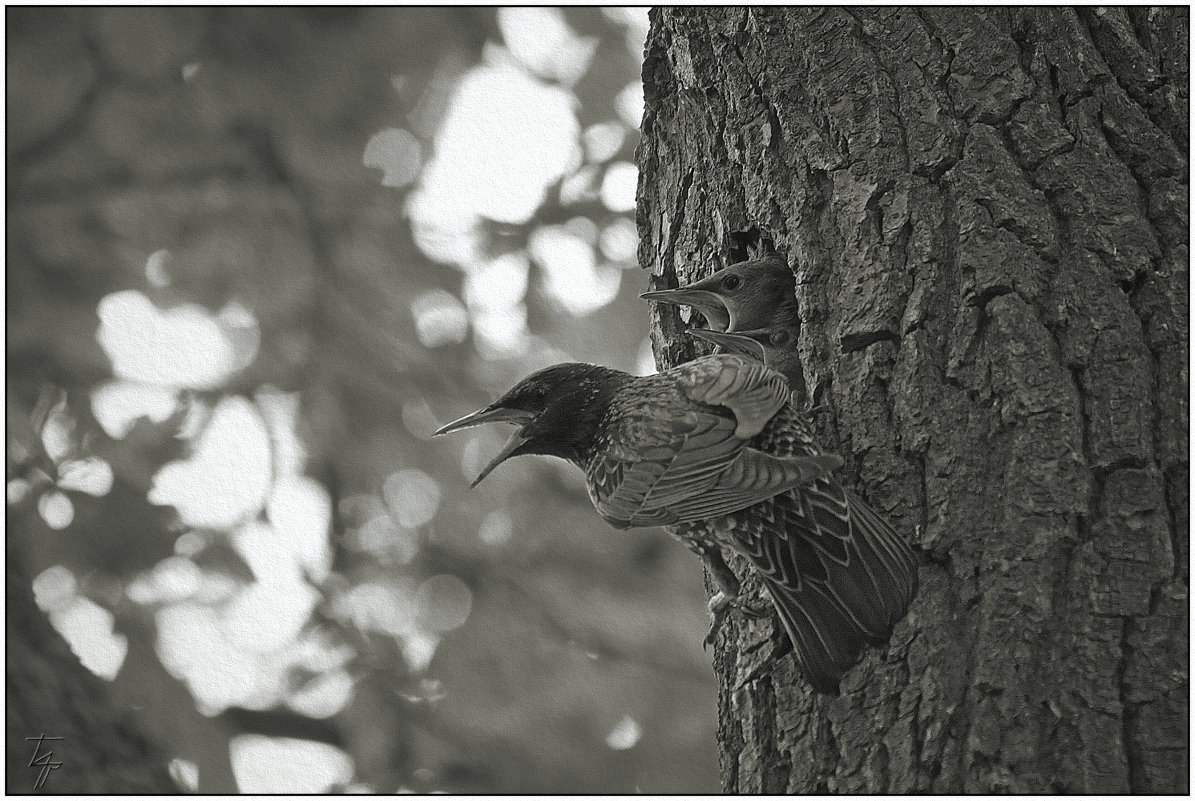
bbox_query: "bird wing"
[587,355,840,528]
[731,480,918,634]
[673,353,790,438]
[726,482,919,691]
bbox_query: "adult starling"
[640,255,798,333]
[434,354,918,693]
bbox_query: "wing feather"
[677,355,791,438]
[587,355,834,528]
[590,356,917,692]
[721,484,919,690]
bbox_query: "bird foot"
[704,591,732,648]
[703,592,769,647]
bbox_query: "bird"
[640,255,798,333]
[645,254,809,402]
[689,325,807,405]
[434,353,918,693]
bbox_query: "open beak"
[433,405,535,487]
[434,404,532,436]
[639,286,731,332]
[688,328,765,360]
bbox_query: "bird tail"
[762,491,918,694]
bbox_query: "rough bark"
[637,7,1186,793]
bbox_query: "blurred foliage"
[6,7,719,794]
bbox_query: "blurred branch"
[216,707,345,748]
[6,14,107,175]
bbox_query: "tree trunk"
[637,7,1186,793]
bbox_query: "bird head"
[640,256,795,332]
[688,327,768,361]
[688,325,796,362]
[688,326,806,401]
[433,362,626,487]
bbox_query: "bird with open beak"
[434,353,918,694]
[689,325,807,404]
[640,255,798,333]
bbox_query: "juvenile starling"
[434,354,918,693]
[640,255,798,333]
[690,326,807,405]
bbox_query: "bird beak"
[469,428,532,488]
[433,404,532,436]
[688,328,765,360]
[639,286,731,332]
[433,405,536,488]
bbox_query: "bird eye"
[722,274,741,291]
[770,330,790,347]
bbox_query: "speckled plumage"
[690,323,808,405]
[671,399,919,692]
[435,353,917,693]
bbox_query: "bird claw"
[707,590,732,616]
[704,591,732,648]
[703,592,767,647]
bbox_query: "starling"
[690,326,807,405]
[434,354,918,693]
[640,255,798,333]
